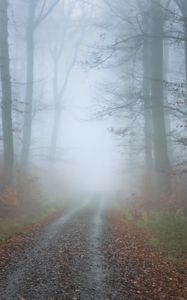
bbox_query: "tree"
[175,0,187,80]
[22,0,60,168]
[142,5,153,200]
[150,0,170,196]
[0,0,14,187]
[95,0,172,199]
[48,1,86,164]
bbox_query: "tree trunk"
[151,0,170,197]
[184,21,187,81]
[22,1,35,168]
[50,109,61,165]
[180,1,187,80]
[163,40,173,162]
[0,0,14,187]
[174,1,187,79]
[50,59,61,164]
[143,12,153,202]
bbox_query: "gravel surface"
[1,201,186,300]
[0,201,135,300]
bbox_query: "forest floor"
[0,200,186,300]
[0,203,63,241]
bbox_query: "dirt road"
[0,200,133,300]
[1,200,186,300]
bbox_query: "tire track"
[0,199,128,300]
[80,199,106,300]
[0,200,90,300]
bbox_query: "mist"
[0,1,187,299]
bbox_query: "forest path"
[0,199,131,300]
[1,200,185,300]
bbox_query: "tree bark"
[0,0,14,186]
[183,16,187,81]
[143,11,153,201]
[21,1,35,168]
[151,0,170,196]
[174,1,187,79]
[180,1,187,80]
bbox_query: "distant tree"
[141,3,153,200]
[95,0,172,198]
[0,0,14,187]
[150,0,170,195]
[22,0,60,168]
[175,0,187,80]
[48,1,86,164]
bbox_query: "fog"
[0,0,187,211]
[1,2,187,298]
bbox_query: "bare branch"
[34,0,60,28]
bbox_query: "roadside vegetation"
[139,211,187,261]
[124,198,187,264]
[0,205,60,241]
[0,173,64,241]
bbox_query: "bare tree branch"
[34,0,60,29]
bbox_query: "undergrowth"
[125,209,187,261]
[0,204,61,241]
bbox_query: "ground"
[0,200,186,300]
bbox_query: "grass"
[0,203,61,241]
[0,193,85,242]
[138,211,187,260]
[0,219,24,241]
[124,209,187,262]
